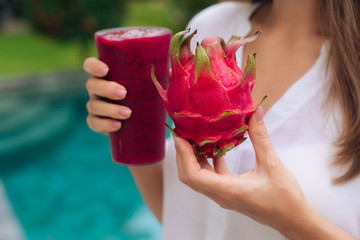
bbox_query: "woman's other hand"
[173,107,355,239]
[83,57,132,134]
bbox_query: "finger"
[173,135,228,192]
[173,135,201,172]
[213,157,230,174]
[86,114,121,133]
[83,57,109,77]
[86,77,127,100]
[173,135,201,183]
[86,99,131,120]
[173,135,208,191]
[175,139,213,187]
[197,155,214,172]
[248,106,276,162]
[174,137,185,180]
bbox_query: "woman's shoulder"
[188,1,252,23]
[186,1,258,45]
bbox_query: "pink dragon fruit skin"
[151,29,262,159]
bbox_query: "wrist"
[280,202,326,240]
[274,200,312,240]
[279,202,356,240]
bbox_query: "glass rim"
[94,26,172,41]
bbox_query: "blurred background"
[0,0,217,239]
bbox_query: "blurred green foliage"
[0,32,85,76]
[123,1,184,32]
[19,0,217,43]
[0,0,219,76]
[19,0,128,59]
[20,0,127,43]
[169,0,218,27]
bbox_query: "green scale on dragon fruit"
[152,29,265,159]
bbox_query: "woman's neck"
[244,0,325,113]
[254,0,321,36]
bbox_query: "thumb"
[248,106,275,161]
[173,134,194,157]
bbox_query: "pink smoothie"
[95,27,171,165]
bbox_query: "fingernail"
[256,106,264,122]
[111,120,121,129]
[114,88,127,98]
[97,65,109,75]
[119,108,132,118]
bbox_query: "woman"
[83,0,360,239]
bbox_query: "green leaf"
[222,143,235,154]
[255,95,268,111]
[241,54,256,82]
[151,64,167,101]
[165,123,178,137]
[194,43,213,84]
[199,139,217,147]
[213,147,223,159]
[195,151,205,157]
[233,125,248,136]
[170,29,190,59]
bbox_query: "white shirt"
[162,2,360,239]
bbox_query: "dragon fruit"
[151,29,262,159]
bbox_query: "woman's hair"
[250,0,360,183]
[318,0,360,183]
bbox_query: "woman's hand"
[174,107,357,240]
[83,58,165,222]
[83,57,132,134]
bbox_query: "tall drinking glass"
[94,27,171,165]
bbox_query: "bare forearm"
[281,202,357,240]
[129,161,164,223]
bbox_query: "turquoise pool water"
[0,72,161,239]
